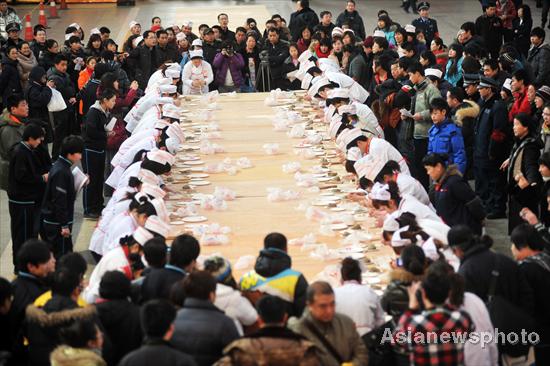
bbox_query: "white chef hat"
[137,169,159,186]
[190,50,203,59]
[301,73,314,90]
[337,104,356,115]
[182,20,193,27]
[147,150,174,166]
[192,39,203,47]
[328,119,343,139]
[404,24,416,33]
[162,104,181,120]
[391,226,412,248]
[373,30,386,38]
[421,237,440,261]
[165,68,181,79]
[502,78,512,92]
[369,182,391,201]
[343,28,355,36]
[383,216,400,232]
[176,32,186,42]
[165,137,180,154]
[156,97,175,106]
[156,78,172,87]
[133,226,154,246]
[425,68,443,80]
[346,146,362,162]
[132,36,143,48]
[342,128,365,149]
[331,27,344,38]
[129,20,140,29]
[327,88,349,100]
[159,84,177,94]
[154,120,171,129]
[151,198,169,223]
[144,215,171,238]
[69,23,81,30]
[308,77,331,98]
[167,122,185,142]
[354,155,386,181]
[90,28,101,35]
[140,183,166,199]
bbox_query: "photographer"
[212,41,245,93]
[260,28,289,91]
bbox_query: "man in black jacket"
[155,29,178,66]
[240,233,308,317]
[47,54,77,160]
[7,124,47,267]
[288,0,319,41]
[336,0,366,40]
[201,28,221,65]
[314,11,335,39]
[527,27,550,88]
[475,2,503,59]
[262,29,289,91]
[217,13,235,42]
[118,299,196,366]
[129,30,157,90]
[141,234,200,302]
[29,26,46,60]
[82,89,116,219]
[40,135,84,259]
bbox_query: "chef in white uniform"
[182,49,214,95]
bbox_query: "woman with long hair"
[86,33,103,58]
[444,43,464,87]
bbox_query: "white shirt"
[214,283,258,335]
[389,194,442,223]
[370,138,411,175]
[351,102,384,138]
[334,281,385,336]
[396,173,430,206]
[112,130,160,167]
[101,211,139,255]
[83,246,132,304]
[325,71,369,103]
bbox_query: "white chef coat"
[396,173,430,206]
[369,138,410,175]
[352,102,384,138]
[101,211,139,255]
[325,71,369,103]
[182,60,214,95]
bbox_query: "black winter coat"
[474,95,511,163]
[527,44,550,88]
[431,165,485,235]
[288,7,319,41]
[118,339,197,366]
[96,299,142,366]
[79,78,100,117]
[83,102,108,151]
[47,67,75,105]
[512,17,532,58]
[38,50,57,71]
[336,10,366,40]
[475,14,503,57]
[25,296,97,366]
[458,243,534,314]
[141,266,186,302]
[281,56,301,90]
[263,40,290,81]
[155,44,179,68]
[0,57,22,106]
[171,298,239,366]
[40,156,76,228]
[7,142,46,203]
[254,247,308,317]
[129,45,156,90]
[26,67,52,124]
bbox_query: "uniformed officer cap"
[417,1,430,10]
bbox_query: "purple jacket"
[213,52,245,87]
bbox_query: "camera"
[259,50,269,63]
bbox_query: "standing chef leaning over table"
[181,49,214,95]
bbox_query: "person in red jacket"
[509,68,532,122]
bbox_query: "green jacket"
[288,311,368,366]
[0,109,24,190]
[413,78,441,139]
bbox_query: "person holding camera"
[212,41,244,93]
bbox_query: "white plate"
[350,252,365,260]
[354,214,369,221]
[330,207,346,212]
[312,201,331,207]
[179,155,200,161]
[319,195,340,201]
[184,160,204,165]
[189,180,210,186]
[189,173,209,178]
[366,277,381,284]
[331,223,348,231]
[170,220,186,225]
[294,143,312,148]
[318,177,334,182]
[181,145,200,150]
[190,166,205,172]
[320,191,337,196]
[182,216,207,223]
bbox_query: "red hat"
[151,25,162,32]
[363,36,374,48]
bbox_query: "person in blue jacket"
[427,97,467,174]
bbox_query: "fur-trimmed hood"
[438,164,462,184]
[26,302,97,328]
[389,267,424,284]
[454,100,480,127]
[50,346,106,366]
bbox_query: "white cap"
[338,104,357,115]
[327,88,349,100]
[383,216,400,232]
[162,104,181,120]
[354,155,386,181]
[129,20,140,29]
[90,28,101,35]
[192,39,203,47]
[154,120,171,129]
[133,227,154,246]
[308,77,331,98]
[342,128,364,149]
[159,84,177,94]
[140,183,166,199]
[165,137,180,154]
[167,122,184,141]
[182,20,193,27]
[176,32,186,42]
[137,169,159,186]
[328,119,343,139]
[503,78,512,92]
[331,27,344,38]
[165,68,181,79]
[391,226,412,248]
[336,128,355,151]
[156,78,172,87]
[373,30,386,38]
[147,150,174,166]
[151,198,169,223]
[144,215,171,238]
[425,68,443,79]
[132,36,143,48]
[404,24,416,33]
[369,182,391,201]
[343,28,355,35]
[190,50,203,59]
[346,147,362,162]
[301,73,314,90]
[421,237,440,261]
[69,23,81,30]
[156,97,175,105]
